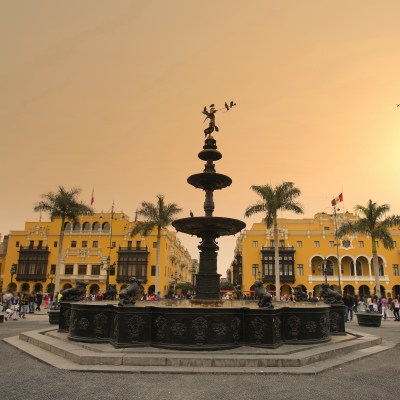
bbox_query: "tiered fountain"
[61,104,345,350]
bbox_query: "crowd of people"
[1,290,57,320]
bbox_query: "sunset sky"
[1,0,400,273]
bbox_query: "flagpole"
[333,205,342,294]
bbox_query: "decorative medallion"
[305,320,317,333]
[191,317,208,344]
[250,317,266,342]
[78,317,90,330]
[155,316,168,341]
[230,317,241,343]
[94,313,108,338]
[170,322,187,337]
[212,321,227,337]
[126,315,146,341]
[287,315,301,338]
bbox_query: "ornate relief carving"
[191,317,208,344]
[111,314,119,340]
[320,315,330,338]
[273,316,282,340]
[126,315,146,341]
[63,308,71,329]
[170,322,187,337]
[287,315,301,338]
[155,316,168,340]
[78,317,90,330]
[94,313,108,338]
[70,310,78,331]
[250,317,266,342]
[305,320,317,333]
[212,321,227,337]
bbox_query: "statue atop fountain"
[173,103,245,301]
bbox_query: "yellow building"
[231,212,400,298]
[1,213,193,296]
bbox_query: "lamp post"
[101,256,116,292]
[47,272,55,296]
[9,264,17,289]
[333,206,342,294]
[319,258,328,284]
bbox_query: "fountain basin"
[172,216,245,237]
[187,173,232,190]
[62,302,343,350]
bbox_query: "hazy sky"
[1,0,400,273]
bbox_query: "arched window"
[82,222,90,231]
[92,222,100,231]
[102,222,111,231]
[73,222,81,231]
[64,222,72,231]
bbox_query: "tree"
[130,194,181,294]
[34,186,93,294]
[336,200,400,297]
[244,182,304,300]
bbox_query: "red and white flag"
[331,193,343,206]
[90,188,94,206]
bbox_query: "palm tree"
[336,200,400,297]
[130,194,182,294]
[244,182,304,300]
[34,186,93,294]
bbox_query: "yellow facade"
[1,213,193,296]
[232,212,400,298]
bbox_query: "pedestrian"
[29,292,36,313]
[19,291,29,318]
[392,297,400,321]
[381,295,389,320]
[36,291,43,311]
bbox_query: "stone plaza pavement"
[1,313,399,400]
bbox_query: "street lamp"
[101,257,116,292]
[47,272,55,296]
[9,264,17,288]
[318,258,328,284]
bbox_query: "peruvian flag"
[90,188,94,206]
[331,193,343,207]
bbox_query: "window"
[270,240,274,247]
[324,226,330,230]
[54,241,58,248]
[64,222,72,231]
[71,241,77,248]
[102,222,111,231]
[16,241,20,247]
[314,241,320,248]
[252,264,259,278]
[296,241,302,248]
[29,240,34,248]
[252,241,258,248]
[128,241,132,248]
[329,241,335,248]
[297,264,304,276]
[82,241,87,248]
[136,241,141,249]
[151,265,156,276]
[153,242,157,248]
[82,222,90,231]
[91,265,100,275]
[112,242,116,248]
[279,240,285,247]
[92,241,98,248]
[65,265,73,275]
[393,241,397,248]
[73,222,81,231]
[50,264,56,274]
[393,265,399,276]
[78,265,87,275]
[375,240,379,248]
[92,222,100,231]
[38,240,43,249]
[358,241,364,248]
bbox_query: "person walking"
[35,291,43,311]
[381,295,389,320]
[19,291,29,318]
[392,297,400,321]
